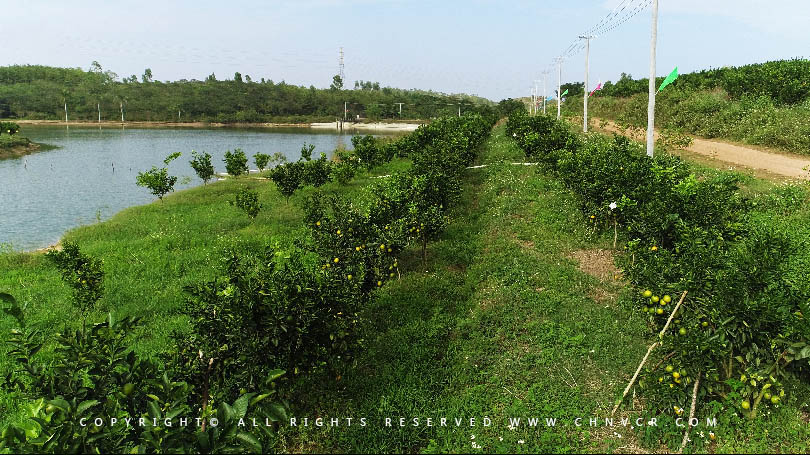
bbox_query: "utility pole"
[98,103,101,123]
[542,71,548,114]
[396,102,404,116]
[64,103,68,123]
[647,0,659,157]
[555,57,563,120]
[579,35,594,133]
[458,104,461,117]
[534,79,542,115]
[530,86,535,114]
[120,102,124,123]
[339,47,345,84]
[344,101,347,122]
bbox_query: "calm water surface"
[0,125,376,251]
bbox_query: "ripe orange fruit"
[643,290,652,298]
[656,308,664,315]
[651,295,660,303]
[663,295,672,303]
[741,400,750,410]
[334,257,339,263]
[665,365,674,373]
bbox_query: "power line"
[592,0,653,37]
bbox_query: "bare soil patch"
[568,248,618,282]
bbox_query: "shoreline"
[0,142,41,160]
[12,119,424,132]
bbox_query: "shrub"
[45,242,104,317]
[253,152,270,172]
[508,111,810,419]
[351,135,379,169]
[299,143,315,161]
[0,294,284,454]
[231,186,262,219]
[0,121,20,135]
[224,148,249,177]
[333,150,359,185]
[182,246,366,386]
[269,161,305,203]
[189,150,215,185]
[302,153,332,187]
[136,152,181,201]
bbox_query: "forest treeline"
[0,62,496,123]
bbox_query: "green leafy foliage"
[180,246,364,391]
[0,121,19,135]
[302,153,333,187]
[45,242,104,316]
[332,150,359,185]
[269,161,305,203]
[253,152,270,172]
[224,149,249,177]
[0,306,283,454]
[189,150,215,185]
[508,111,809,419]
[230,187,262,219]
[136,153,180,201]
[0,64,496,122]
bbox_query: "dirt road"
[588,118,810,180]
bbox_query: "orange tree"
[508,111,809,420]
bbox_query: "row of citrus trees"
[0,113,495,453]
[506,110,809,420]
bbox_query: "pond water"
[0,125,377,251]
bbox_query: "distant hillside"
[0,63,495,123]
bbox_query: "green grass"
[563,90,810,155]
[1,125,808,452]
[277,125,810,453]
[0,159,410,428]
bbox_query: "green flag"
[657,67,678,92]
[560,89,569,98]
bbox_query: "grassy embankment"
[562,90,810,156]
[0,159,409,427]
[1,124,808,452]
[0,134,39,159]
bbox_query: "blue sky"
[3,0,808,100]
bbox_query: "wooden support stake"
[679,373,701,453]
[612,290,688,415]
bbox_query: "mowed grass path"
[280,126,650,452]
[281,125,810,453]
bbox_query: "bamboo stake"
[679,373,701,453]
[612,290,688,415]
